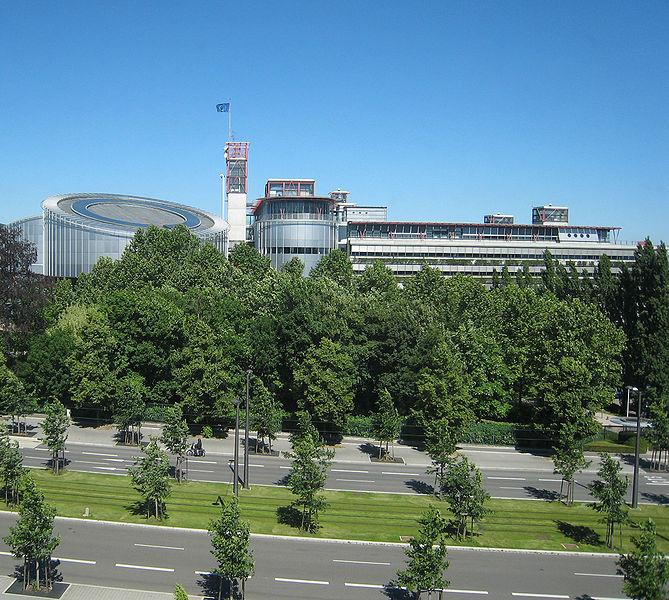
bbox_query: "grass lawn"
[11,469,669,553]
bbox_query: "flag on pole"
[216,103,230,112]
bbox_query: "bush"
[585,436,648,454]
[201,425,214,439]
[174,584,189,600]
[344,415,375,437]
[459,421,552,448]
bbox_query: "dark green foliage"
[396,506,450,597]
[590,453,629,548]
[617,519,669,600]
[128,437,171,519]
[40,399,70,474]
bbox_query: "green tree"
[440,456,491,538]
[371,388,402,460]
[0,433,23,504]
[40,399,70,475]
[590,453,629,548]
[647,396,669,471]
[294,338,358,432]
[309,249,354,287]
[249,378,282,454]
[0,354,37,435]
[209,496,254,600]
[173,584,189,600]
[128,437,171,519]
[396,506,450,599]
[3,473,59,591]
[553,425,590,506]
[114,374,147,445]
[161,405,190,482]
[617,519,669,600]
[425,418,458,494]
[284,412,334,532]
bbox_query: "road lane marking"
[336,478,375,483]
[275,577,328,585]
[195,571,212,575]
[115,563,174,572]
[332,469,369,474]
[94,466,123,471]
[647,482,669,486]
[488,477,526,481]
[574,572,623,578]
[279,466,291,469]
[538,478,562,482]
[345,582,384,589]
[55,557,96,565]
[135,543,185,551]
[333,559,391,566]
[512,594,569,599]
[190,460,218,464]
[32,448,69,453]
[82,451,118,457]
[250,464,265,468]
[188,469,216,473]
[382,472,420,476]
[77,460,110,465]
[500,486,525,490]
[444,590,489,595]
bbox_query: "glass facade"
[12,194,228,278]
[254,197,337,273]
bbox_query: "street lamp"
[624,385,633,418]
[627,386,642,509]
[233,398,241,497]
[243,369,251,490]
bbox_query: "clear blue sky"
[1,1,667,242]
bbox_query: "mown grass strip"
[11,469,669,552]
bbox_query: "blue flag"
[216,103,230,113]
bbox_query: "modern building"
[250,178,637,283]
[11,193,228,278]
[251,180,338,273]
[224,141,249,249]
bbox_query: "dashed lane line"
[345,582,384,589]
[382,472,421,476]
[332,469,369,474]
[574,572,623,578]
[443,590,489,595]
[333,559,391,566]
[511,594,569,599]
[336,478,376,483]
[82,451,119,457]
[134,543,185,551]
[275,577,329,585]
[115,563,175,572]
[488,477,526,481]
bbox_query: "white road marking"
[444,590,489,595]
[333,559,391,566]
[345,582,384,589]
[94,466,122,471]
[77,460,110,466]
[538,478,562,482]
[0,551,13,556]
[32,448,69,453]
[279,466,291,470]
[500,486,525,490]
[55,557,96,565]
[135,543,185,551]
[103,458,127,463]
[189,460,218,464]
[82,451,119,457]
[188,469,216,473]
[336,478,375,483]
[488,476,526,481]
[195,571,212,576]
[512,594,569,599]
[382,472,420,476]
[574,572,623,578]
[647,482,669,486]
[115,563,174,572]
[275,577,329,585]
[250,464,265,468]
[332,469,369,474]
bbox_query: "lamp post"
[625,386,632,418]
[243,369,251,490]
[628,386,641,509]
[233,398,240,497]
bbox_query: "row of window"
[267,247,331,255]
[349,250,634,261]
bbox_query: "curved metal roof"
[42,193,228,236]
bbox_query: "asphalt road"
[20,442,669,504]
[0,513,631,599]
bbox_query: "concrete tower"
[224,141,249,249]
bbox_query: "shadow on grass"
[404,479,434,495]
[555,520,602,546]
[276,505,302,529]
[124,500,170,522]
[524,486,561,501]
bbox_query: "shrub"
[201,425,214,438]
[174,583,189,600]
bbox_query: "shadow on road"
[524,486,561,501]
[641,491,669,505]
[404,479,434,495]
[196,571,234,600]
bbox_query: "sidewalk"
[0,577,202,600]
